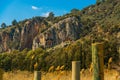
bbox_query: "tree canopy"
[1,23,7,28]
[12,19,17,25]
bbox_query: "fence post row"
[72,61,80,80]
[92,43,104,80]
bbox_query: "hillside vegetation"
[0,0,120,71]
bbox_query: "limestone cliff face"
[0,31,10,52]
[0,19,48,52]
[32,17,82,49]
[20,21,40,50]
[0,17,82,52]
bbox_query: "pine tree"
[12,19,17,25]
[1,23,7,28]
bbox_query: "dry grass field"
[3,69,119,80]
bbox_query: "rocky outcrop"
[0,19,48,52]
[0,17,82,52]
[32,17,82,49]
[20,20,40,50]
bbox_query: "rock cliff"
[32,17,81,49]
[0,17,82,52]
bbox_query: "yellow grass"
[3,69,119,80]
[3,70,33,80]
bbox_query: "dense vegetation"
[0,38,119,71]
[0,0,120,71]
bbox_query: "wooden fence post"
[92,43,104,80]
[118,47,120,60]
[34,71,41,80]
[0,69,4,80]
[72,61,80,80]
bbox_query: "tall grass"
[3,69,119,80]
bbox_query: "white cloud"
[32,6,39,10]
[41,12,50,17]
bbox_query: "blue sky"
[0,0,96,25]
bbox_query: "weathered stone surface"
[32,17,81,49]
[0,17,81,52]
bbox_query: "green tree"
[12,19,17,25]
[71,8,79,14]
[49,12,54,18]
[47,12,55,21]
[1,23,7,28]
